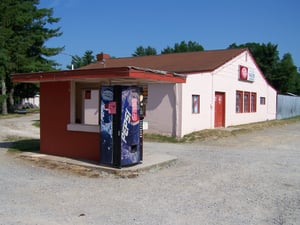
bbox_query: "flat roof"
[12,66,186,84]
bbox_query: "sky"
[39,0,300,70]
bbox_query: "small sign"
[108,102,116,114]
[85,90,91,99]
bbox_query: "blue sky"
[40,0,300,70]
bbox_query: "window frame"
[236,90,243,113]
[251,92,257,112]
[260,97,266,105]
[243,91,250,113]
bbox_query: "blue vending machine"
[100,86,143,167]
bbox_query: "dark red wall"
[40,81,100,161]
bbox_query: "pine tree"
[274,53,298,94]
[67,50,96,69]
[0,0,63,114]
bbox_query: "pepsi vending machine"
[100,86,143,167]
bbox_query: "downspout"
[210,72,214,128]
[70,81,75,123]
[175,83,182,138]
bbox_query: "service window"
[83,89,99,125]
[192,95,200,114]
[75,82,100,125]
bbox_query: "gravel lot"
[0,114,300,225]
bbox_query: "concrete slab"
[17,151,178,178]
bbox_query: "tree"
[228,42,300,94]
[161,41,204,54]
[0,0,63,114]
[132,46,157,57]
[274,53,299,94]
[67,50,96,69]
[228,42,279,81]
[228,42,279,89]
[132,41,204,57]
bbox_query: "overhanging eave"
[12,67,186,84]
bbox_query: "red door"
[214,92,225,128]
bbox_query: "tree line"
[1,0,300,115]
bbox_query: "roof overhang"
[12,66,186,84]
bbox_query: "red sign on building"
[239,65,248,80]
[239,65,255,82]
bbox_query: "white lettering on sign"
[121,108,131,143]
[248,67,255,82]
[239,65,255,82]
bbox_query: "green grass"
[6,136,40,153]
[0,108,40,119]
[145,116,300,143]
[0,113,26,119]
[1,112,41,152]
[144,133,182,143]
[32,120,40,128]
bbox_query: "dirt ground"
[0,114,299,225]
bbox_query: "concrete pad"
[17,151,177,178]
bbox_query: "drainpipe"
[211,72,214,129]
[175,83,182,138]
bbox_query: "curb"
[17,152,178,178]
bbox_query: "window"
[251,92,257,112]
[192,95,200,114]
[260,97,266,105]
[236,90,257,113]
[82,89,99,125]
[244,92,250,113]
[236,91,243,113]
[75,82,100,125]
[67,82,100,133]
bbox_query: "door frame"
[214,92,226,128]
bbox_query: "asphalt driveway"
[0,114,299,225]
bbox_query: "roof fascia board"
[12,67,186,84]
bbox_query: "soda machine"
[100,86,143,167]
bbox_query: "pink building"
[12,48,277,162]
[83,49,277,137]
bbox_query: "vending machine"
[100,86,143,167]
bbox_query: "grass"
[6,136,40,153]
[144,133,181,143]
[0,113,27,119]
[1,111,40,152]
[32,120,40,128]
[144,116,300,143]
[0,108,40,119]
